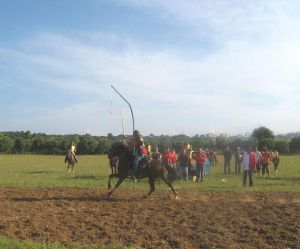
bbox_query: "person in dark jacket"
[223,146,232,174]
[177,149,189,180]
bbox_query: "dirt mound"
[0,189,299,249]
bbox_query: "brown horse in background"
[270,150,280,173]
[65,149,77,174]
[208,150,218,166]
[107,142,178,199]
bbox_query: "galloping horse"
[107,142,178,199]
[65,149,77,174]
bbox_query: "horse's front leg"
[144,176,155,198]
[107,176,126,198]
[108,174,113,189]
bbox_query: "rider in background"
[65,142,78,163]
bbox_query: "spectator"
[261,147,272,176]
[193,147,207,182]
[255,147,262,176]
[241,147,256,187]
[223,146,232,174]
[170,148,177,170]
[203,157,211,176]
[161,148,172,167]
[152,147,161,160]
[177,148,189,181]
[234,146,242,175]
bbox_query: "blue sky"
[1,0,300,136]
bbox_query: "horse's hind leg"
[161,175,178,199]
[133,177,137,189]
[274,158,279,173]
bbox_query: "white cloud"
[117,0,300,42]
[2,0,300,135]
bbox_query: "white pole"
[121,107,125,143]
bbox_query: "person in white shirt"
[255,147,262,176]
[241,147,256,187]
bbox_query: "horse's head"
[110,142,134,161]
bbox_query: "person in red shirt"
[170,148,177,170]
[161,148,171,166]
[193,147,207,182]
[261,146,272,176]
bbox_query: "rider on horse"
[128,130,148,174]
[65,142,78,163]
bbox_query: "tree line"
[0,127,300,155]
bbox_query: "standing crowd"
[107,130,278,188]
[125,130,218,182]
[147,143,217,182]
[224,146,276,187]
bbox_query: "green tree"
[252,126,274,141]
[258,138,275,150]
[97,138,112,154]
[77,134,98,155]
[215,136,228,151]
[0,134,15,153]
[274,140,289,154]
[290,137,300,154]
[14,137,30,154]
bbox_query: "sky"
[1,0,300,136]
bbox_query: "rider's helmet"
[133,130,141,137]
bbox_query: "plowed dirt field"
[0,189,299,249]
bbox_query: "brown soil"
[0,188,299,249]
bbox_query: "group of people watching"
[68,130,275,188]
[223,146,275,186]
[127,130,217,182]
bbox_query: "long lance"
[110,85,135,135]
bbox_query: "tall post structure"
[110,85,135,135]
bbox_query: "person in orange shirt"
[170,148,177,170]
[261,146,272,176]
[161,148,171,166]
[193,147,207,182]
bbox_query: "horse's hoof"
[175,195,179,200]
